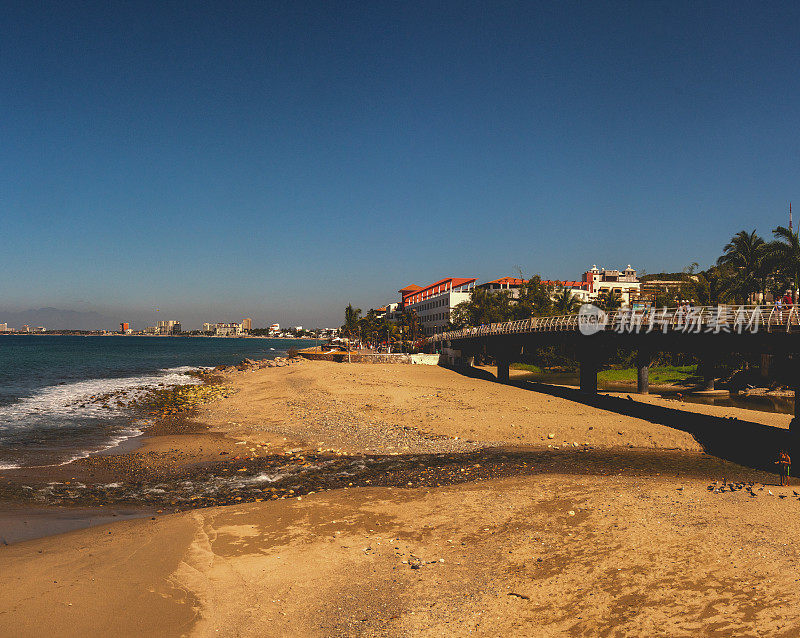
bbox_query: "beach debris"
[547,433,555,439]
[409,555,422,569]
[507,592,530,600]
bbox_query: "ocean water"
[0,335,311,468]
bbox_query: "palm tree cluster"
[449,276,583,328]
[341,304,422,352]
[716,226,800,303]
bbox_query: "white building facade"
[399,278,477,337]
[583,265,640,306]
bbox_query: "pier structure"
[430,305,800,431]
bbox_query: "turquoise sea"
[0,335,309,468]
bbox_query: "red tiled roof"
[402,278,477,304]
[482,277,527,286]
[398,284,422,294]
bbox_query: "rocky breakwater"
[214,355,307,372]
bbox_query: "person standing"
[776,449,791,486]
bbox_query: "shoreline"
[0,360,793,542]
[3,361,800,635]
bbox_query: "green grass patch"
[511,363,544,374]
[598,364,697,384]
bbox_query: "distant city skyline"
[3,2,800,328]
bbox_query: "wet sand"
[1,360,799,636]
[0,504,154,545]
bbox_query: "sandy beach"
[1,360,799,636]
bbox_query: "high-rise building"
[0,323,8,332]
[120,322,130,333]
[156,320,181,335]
[241,317,252,332]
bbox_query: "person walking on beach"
[776,449,791,486]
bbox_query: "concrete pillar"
[701,354,716,391]
[761,354,771,379]
[497,358,510,383]
[636,350,651,394]
[579,351,598,394]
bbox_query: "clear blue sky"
[2,1,799,329]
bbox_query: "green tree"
[378,318,400,350]
[357,309,381,347]
[342,303,362,341]
[513,276,554,319]
[552,287,583,314]
[597,289,623,312]
[399,308,422,347]
[767,225,800,300]
[716,230,766,303]
[451,287,513,327]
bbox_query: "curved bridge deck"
[430,304,800,431]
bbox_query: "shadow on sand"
[451,365,793,474]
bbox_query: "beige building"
[156,320,181,335]
[583,265,640,306]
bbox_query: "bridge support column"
[496,358,510,383]
[636,350,651,395]
[761,354,772,379]
[701,353,717,391]
[579,351,599,394]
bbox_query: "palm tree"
[553,287,583,314]
[513,275,553,319]
[343,304,361,342]
[379,318,399,351]
[357,310,381,349]
[767,226,800,302]
[399,308,422,345]
[597,289,623,312]
[717,230,766,303]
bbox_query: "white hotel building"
[397,278,477,336]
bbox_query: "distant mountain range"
[0,308,119,331]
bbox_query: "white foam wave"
[51,424,145,466]
[0,366,203,430]
[0,366,203,468]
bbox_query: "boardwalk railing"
[430,304,800,342]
